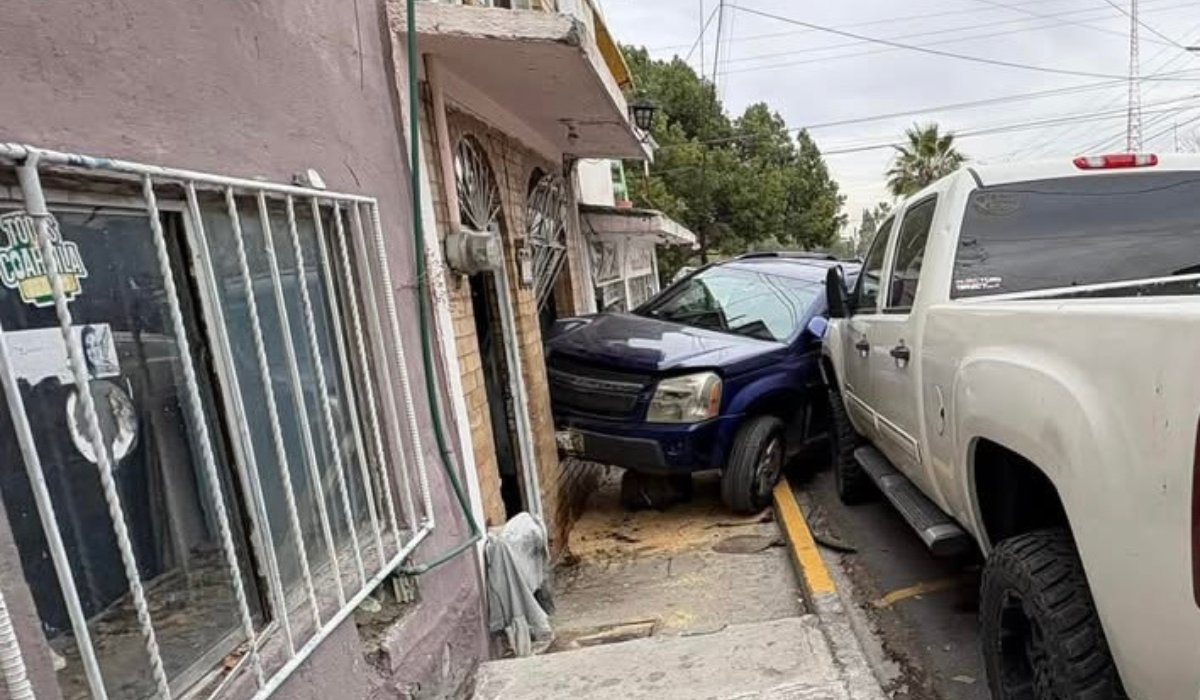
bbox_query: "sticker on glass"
[955,276,1003,292]
[67,380,138,464]
[0,211,89,307]
[5,324,121,384]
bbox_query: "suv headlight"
[647,372,723,424]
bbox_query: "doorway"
[470,271,526,519]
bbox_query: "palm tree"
[886,123,966,198]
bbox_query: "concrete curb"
[773,480,887,700]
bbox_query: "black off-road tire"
[828,387,871,504]
[721,415,785,514]
[981,529,1125,700]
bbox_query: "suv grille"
[548,356,651,419]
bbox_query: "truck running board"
[853,446,973,558]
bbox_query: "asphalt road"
[790,463,989,700]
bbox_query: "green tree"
[621,47,846,276]
[886,123,966,198]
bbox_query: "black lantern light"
[629,99,657,132]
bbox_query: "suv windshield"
[954,172,1200,298]
[638,265,821,342]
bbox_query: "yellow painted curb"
[773,479,836,595]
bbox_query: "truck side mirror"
[826,266,851,319]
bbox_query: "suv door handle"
[890,344,911,363]
[854,339,870,357]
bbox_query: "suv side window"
[853,216,895,313]
[886,196,937,312]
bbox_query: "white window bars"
[0,143,435,700]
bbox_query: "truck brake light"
[1073,153,1158,169]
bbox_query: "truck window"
[852,216,895,313]
[886,197,937,312]
[954,172,1200,298]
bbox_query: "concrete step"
[472,616,851,700]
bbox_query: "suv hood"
[546,313,783,373]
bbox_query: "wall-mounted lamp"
[629,99,657,133]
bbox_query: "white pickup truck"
[821,153,1200,700]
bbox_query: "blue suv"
[546,253,859,513]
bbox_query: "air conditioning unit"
[445,227,503,275]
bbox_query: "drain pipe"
[397,0,482,575]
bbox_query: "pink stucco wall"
[0,0,486,698]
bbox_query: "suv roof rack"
[735,251,841,262]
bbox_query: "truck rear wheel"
[980,529,1124,700]
[828,388,871,504]
[721,415,785,514]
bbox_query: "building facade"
[405,0,695,558]
[0,1,487,699]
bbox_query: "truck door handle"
[854,339,870,356]
[890,345,911,363]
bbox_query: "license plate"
[555,430,584,454]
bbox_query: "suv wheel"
[721,416,785,514]
[981,529,1125,700]
[828,387,871,504]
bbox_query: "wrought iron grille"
[0,143,434,700]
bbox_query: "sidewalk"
[471,474,886,700]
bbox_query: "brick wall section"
[419,94,508,529]
[422,96,612,554]
[444,110,564,552]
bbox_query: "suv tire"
[828,388,871,504]
[981,529,1125,700]
[721,415,785,514]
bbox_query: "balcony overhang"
[580,204,697,248]
[405,3,648,161]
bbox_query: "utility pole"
[1126,0,1143,152]
[699,0,705,80]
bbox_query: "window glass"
[627,273,658,309]
[887,198,937,310]
[0,205,262,699]
[202,197,378,600]
[597,280,627,312]
[853,217,895,313]
[639,265,821,342]
[955,173,1200,298]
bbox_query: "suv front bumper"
[555,414,741,474]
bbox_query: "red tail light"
[1194,415,1200,607]
[1073,153,1158,169]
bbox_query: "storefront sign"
[0,211,88,307]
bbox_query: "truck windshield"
[954,172,1200,298]
[638,265,821,342]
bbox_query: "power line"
[716,8,1200,76]
[970,0,1166,45]
[713,1,1195,74]
[1100,0,1188,47]
[685,3,720,64]
[818,103,1197,156]
[729,4,1185,81]
[654,69,1200,152]
[648,0,1104,52]
[1010,15,1200,158]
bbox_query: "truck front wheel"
[828,388,871,504]
[980,529,1124,700]
[721,416,785,514]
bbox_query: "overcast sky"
[597,0,1200,233]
